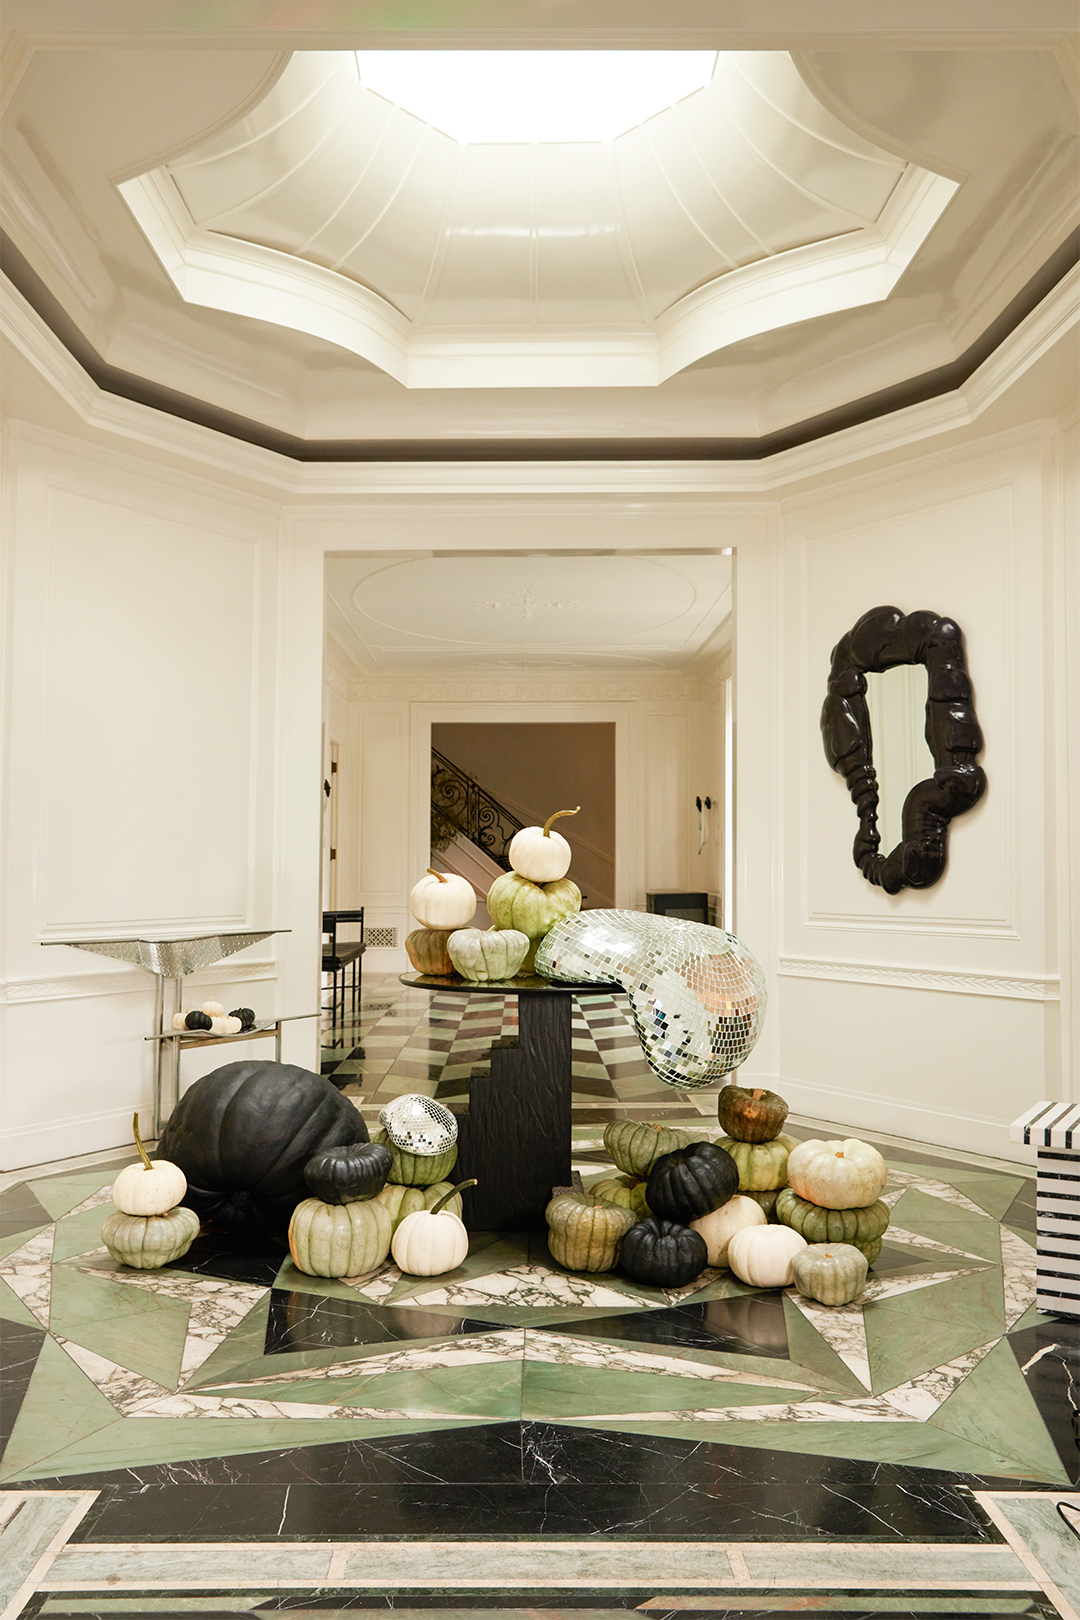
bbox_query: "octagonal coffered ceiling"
[119,49,958,389]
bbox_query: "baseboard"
[0,1103,146,1172]
[738,1067,1037,1167]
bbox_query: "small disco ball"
[379,1093,457,1155]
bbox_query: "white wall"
[0,429,322,1168]
[733,427,1069,1157]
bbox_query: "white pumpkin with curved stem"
[391,1180,476,1275]
[786,1138,887,1209]
[508,808,580,882]
[111,1113,187,1216]
[408,869,477,930]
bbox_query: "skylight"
[353,51,718,144]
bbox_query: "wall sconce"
[695,795,713,855]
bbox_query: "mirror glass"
[864,666,935,854]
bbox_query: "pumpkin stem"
[752,1089,764,1100]
[132,1111,152,1172]
[429,1179,477,1217]
[426,868,448,882]
[542,807,580,838]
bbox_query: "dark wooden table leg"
[453,991,573,1230]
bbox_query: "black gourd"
[156,1060,369,1241]
[304,1142,392,1205]
[229,1007,257,1030]
[184,1010,212,1031]
[620,1217,708,1289]
[646,1140,739,1223]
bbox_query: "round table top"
[400,972,621,996]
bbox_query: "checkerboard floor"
[320,972,714,1127]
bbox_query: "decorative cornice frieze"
[778,956,1060,1000]
[346,671,706,703]
[2,959,278,1004]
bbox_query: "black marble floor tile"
[17,1600,1062,1620]
[66,1473,1004,1542]
[518,1422,1047,1495]
[264,1289,502,1355]
[0,1182,51,1237]
[0,1318,45,1458]
[541,1295,791,1359]
[1006,1320,1080,1483]
[165,1226,285,1286]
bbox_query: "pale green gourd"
[376,1180,462,1232]
[589,1175,650,1218]
[714,1132,797,1192]
[603,1120,692,1179]
[486,871,581,970]
[101,1205,199,1269]
[545,1183,636,1272]
[775,1187,890,1263]
[791,1242,869,1305]
[288,1195,392,1278]
[373,1128,458,1187]
[446,927,530,982]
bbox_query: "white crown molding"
[348,669,707,702]
[1,960,278,1004]
[2,256,1076,498]
[778,955,1060,1000]
[118,159,956,391]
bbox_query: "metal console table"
[42,930,297,1133]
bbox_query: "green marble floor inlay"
[929,1340,1071,1485]
[49,1264,189,1388]
[28,1173,120,1221]
[0,1273,41,1328]
[1,1334,119,1481]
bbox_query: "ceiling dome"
[120,50,958,389]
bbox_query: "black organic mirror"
[820,606,986,894]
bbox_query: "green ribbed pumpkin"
[715,1133,797,1192]
[545,1186,636,1272]
[288,1195,392,1277]
[101,1206,199,1269]
[590,1175,650,1218]
[373,1128,458,1187]
[775,1187,890,1263]
[376,1180,462,1232]
[486,871,581,970]
[792,1242,869,1305]
[603,1120,692,1180]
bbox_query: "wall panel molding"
[778,955,1059,1000]
[1,959,278,1004]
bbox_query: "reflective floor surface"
[1,976,1077,1617]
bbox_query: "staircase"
[431,748,526,924]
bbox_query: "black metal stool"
[321,909,365,1024]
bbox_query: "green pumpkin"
[486,871,581,970]
[373,1128,458,1187]
[446,927,530,982]
[405,928,455,976]
[545,1185,636,1272]
[775,1187,890,1263]
[376,1180,462,1232]
[714,1132,797,1192]
[743,1187,781,1221]
[590,1175,650,1218]
[603,1120,692,1179]
[101,1205,200,1269]
[288,1195,392,1277]
[792,1242,869,1305]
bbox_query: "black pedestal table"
[400,973,621,1231]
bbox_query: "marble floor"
[1,975,1077,1618]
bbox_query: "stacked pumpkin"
[777,1138,891,1286]
[372,1094,472,1276]
[103,1113,200,1268]
[714,1085,799,1222]
[485,808,583,972]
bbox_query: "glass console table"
[42,930,297,1133]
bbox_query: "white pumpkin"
[507,808,580,883]
[201,1000,225,1017]
[391,1181,474,1275]
[726,1224,807,1288]
[223,1015,243,1035]
[786,1138,887,1209]
[112,1112,188,1216]
[689,1194,766,1268]
[409,869,477,930]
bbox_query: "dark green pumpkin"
[156,1060,370,1242]
[620,1217,708,1289]
[646,1141,739,1223]
[716,1084,789,1143]
[303,1142,392,1205]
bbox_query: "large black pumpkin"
[157,1060,369,1242]
[646,1140,739,1223]
[304,1142,391,1205]
[620,1217,708,1289]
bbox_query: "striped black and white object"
[1010,1101,1080,1319]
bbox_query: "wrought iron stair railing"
[431,748,525,871]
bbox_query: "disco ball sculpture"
[378,1093,457,1155]
[535,910,767,1091]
